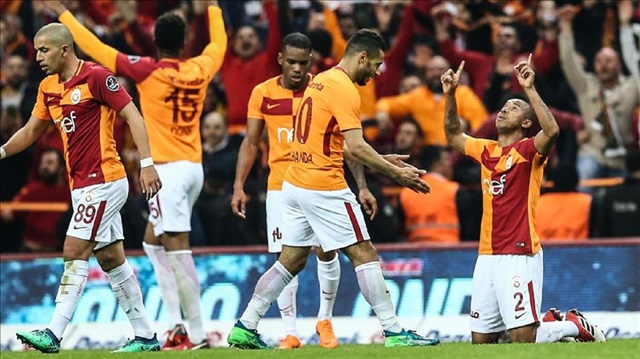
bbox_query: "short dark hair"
[420,145,448,171]
[345,29,386,57]
[154,13,186,53]
[306,29,332,57]
[281,32,312,52]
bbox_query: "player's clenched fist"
[140,167,162,200]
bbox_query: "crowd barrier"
[1,239,638,350]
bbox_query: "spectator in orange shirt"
[400,146,460,243]
[376,56,488,145]
[536,165,591,240]
[1,149,70,252]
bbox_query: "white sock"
[142,243,182,327]
[48,260,89,339]
[317,253,340,321]
[167,250,205,344]
[355,261,402,333]
[277,275,299,337]
[107,260,154,339]
[240,261,293,330]
[536,321,580,343]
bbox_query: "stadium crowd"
[1,0,639,253]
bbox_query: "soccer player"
[227,29,439,349]
[231,32,378,349]
[46,0,227,349]
[1,23,161,353]
[442,57,606,344]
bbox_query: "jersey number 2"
[165,88,199,123]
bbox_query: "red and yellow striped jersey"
[464,137,547,255]
[59,6,227,163]
[284,67,362,191]
[247,75,310,190]
[32,60,129,189]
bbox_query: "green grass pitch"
[1,340,639,359]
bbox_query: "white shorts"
[281,181,370,252]
[470,250,543,333]
[266,190,318,253]
[148,161,203,236]
[66,178,128,250]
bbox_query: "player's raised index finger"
[456,60,465,74]
[527,53,532,66]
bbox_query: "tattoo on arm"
[444,96,462,136]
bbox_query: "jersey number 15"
[165,88,200,123]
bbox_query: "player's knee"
[509,326,537,343]
[95,244,126,272]
[471,332,500,344]
[316,248,337,262]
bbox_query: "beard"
[40,171,58,185]
[427,80,443,94]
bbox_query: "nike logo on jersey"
[267,103,280,110]
[73,225,87,230]
[515,313,526,320]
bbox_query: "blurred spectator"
[536,164,591,241]
[398,74,422,95]
[591,150,640,238]
[0,105,32,252]
[0,13,34,66]
[1,54,38,123]
[196,112,246,245]
[374,3,423,98]
[221,2,281,135]
[376,56,488,145]
[558,5,639,188]
[201,112,241,195]
[1,149,70,252]
[618,1,640,91]
[434,5,559,101]
[373,118,423,188]
[399,146,460,243]
[405,35,437,79]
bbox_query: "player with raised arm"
[46,0,227,349]
[1,22,162,353]
[227,29,439,349]
[442,57,606,344]
[231,32,378,349]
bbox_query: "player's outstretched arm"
[0,116,50,160]
[344,143,378,220]
[118,102,162,200]
[343,129,430,194]
[442,61,469,154]
[46,0,120,72]
[231,118,265,219]
[515,55,559,155]
[200,2,228,75]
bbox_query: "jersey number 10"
[164,88,200,123]
[293,97,333,156]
